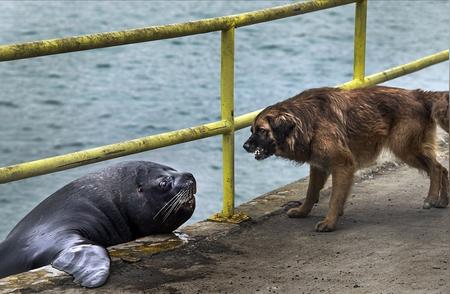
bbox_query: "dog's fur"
[243,86,449,232]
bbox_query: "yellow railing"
[0,0,448,222]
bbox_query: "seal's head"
[110,161,196,236]
[0,160,197,286]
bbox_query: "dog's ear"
[267,115,295,144]
[267,113,311,154]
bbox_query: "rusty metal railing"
[0,0,448,222]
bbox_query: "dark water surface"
[0,1,448,239]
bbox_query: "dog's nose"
[243,142,251,152]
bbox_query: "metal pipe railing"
[220,28,235,217]
[234,49,450,129]
[0,0,356,62]
[0,120,230,184]
[353,0,367,81]
[1,49,447,185]
[340,49,449,89]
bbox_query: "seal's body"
[0,161,196,287]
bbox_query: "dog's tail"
[418,90,449,133]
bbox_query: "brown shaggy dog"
[243,86,449,232]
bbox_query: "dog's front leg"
[315,164,354,232]
[287,166,329,218]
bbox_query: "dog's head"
[243,109,295,160]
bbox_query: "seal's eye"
[137,185,144,193]
[158,177,172,191]
[159,181,168,189]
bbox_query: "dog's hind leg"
[437,167,449,208]
[430,91,449,133]
[389,121,448,208]
[418,153,443,209]
[410,152,448,209]
[287,166,329,218]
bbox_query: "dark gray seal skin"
[0,161,196,288]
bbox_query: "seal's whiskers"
[173,186,193,215]
[162,188,192,222]
[157,185,194,223]
[161,192,187,222]
[153,190,185,221]
[154,186,192,222]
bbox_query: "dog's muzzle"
[243,142,270,160]
[243,142,252,152]
[253,147,270,160]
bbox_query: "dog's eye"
[258,128,267,135]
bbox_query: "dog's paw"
[435,197,449,208]
[423,195,449,209]
[282,201,302,211]
[287,207,309,218]
[315,219,336,232]
[423,201,432,209]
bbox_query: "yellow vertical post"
[209,26,249,223]
[353,0,367,82]
[221,27,235,218]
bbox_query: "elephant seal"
[0,161,196,287]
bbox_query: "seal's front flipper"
[52,244,110,288]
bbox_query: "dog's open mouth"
[254,147,270,160]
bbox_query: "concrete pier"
[0,142,448,293]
